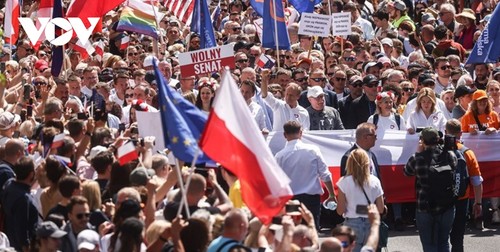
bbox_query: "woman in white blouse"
[406,87,447,134]
[337,149,385,252]
[367,91,407,133]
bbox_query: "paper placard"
[332,12,352,36]
[178,44,235,77]
[298,13,332,37]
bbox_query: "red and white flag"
[73,40,95,59]
[66,0,126,34]
[164,0,195,25]
[94,40,105,61]
[256,54,275,69]
[51,133,65,148]
[120,35,130,50]
[200,68,293,224]
[30,0,55,49]
[4,0,20,45]
[117,141,138,165]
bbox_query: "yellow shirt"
[229,180,245,208]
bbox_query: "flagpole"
[150,0,163,59]
[328,0,332,35]
[175,158,192,218]
[177,149,200,211]
[272,0,280,69]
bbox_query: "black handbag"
[360,186,389,250]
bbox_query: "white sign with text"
[298,13,332,37]
[331,12,352,36]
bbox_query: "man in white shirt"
[81,67,99,99]
[261,70,310,131]
[433,57,453,96]
[343,2,374,40]
[275,120,336,229]
[240,80,267,133]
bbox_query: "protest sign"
[298,13,332,37]
[331,12,352,36]
[178,44,235,77]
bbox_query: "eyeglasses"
[236,59,248,63]
[403,87,415,92]
[350,82,363,88]
[343,57,356,62]
[311,77,326,82]
[39,52,47,57]
[365,83,378,88]
[285,55,292,59]
[440,65,451,70]
[125,94,134,98]
[33,81,47,85]
[221,9,228,13]
[76,213,91,219]
[21,46,33,52]
[335,77,347,81]
[128,52,138,56]
[321,2,328,6]
[294,77,307,82]
[232,27,242,31]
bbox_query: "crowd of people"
[0,0,498,251]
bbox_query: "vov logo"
[18,18,100,46]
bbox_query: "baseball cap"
[472,90,488,101]
[392,0,407,11]
[381,38,393,47]
[454,85,474,99]
[0,112,21,131]
[420,127,442,145]
[349,75,363,85]
[307,86,325,98]
[77,230,100,251]
[363,74,378,85]
[233,41,254,52]
[421,13,436,23]
[418,73,434,85]
[35,59,49,71]
[377,56,392,65]
[129,167,155,186]
[363,61,382,73]
[143,55,158,67]
[36,221,67,239]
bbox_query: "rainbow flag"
[116,0,165,39]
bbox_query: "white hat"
[0,112,21,131]
[381,38,393,47]
[307,86,325,98]
[143,55,158,67]
[75,63,88,72]
[88,145,108,161]
[77,230,100,251]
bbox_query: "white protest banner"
[331,12,352,36]
[253,18,263,43]
[178,44,235,77]
[298,13,332,37]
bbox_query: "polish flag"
[51,133,65,148]
[4,0,20,45]
[73,40,95,60]
[66,0,126,34]
[200,68,293,224]
[256,54,276,69]
[94,40,105,61]
[120,35,130,50]
[117,141,138,165]
[31,0,55,49]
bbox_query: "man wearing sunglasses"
[339,75,365,129]
[14,39,33,61]
[433,57,453,96]
[61,196,93,252]
[350,75,379,128]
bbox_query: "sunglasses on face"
[365,83,378,88]
[76,213,91,219]
[311,77,326,82]
[371,51,381,56]
[221,9,228,12]
[128,52,138,56]
[285,55,292,59]
[33,81,47,85]
[440,65,451,70]
[125,94,134,98]
[232,27,242,31]
[335,77,347,81]
[403,87,415,92]
[295,77,307,82]
[237,59,248,63]
[350,82,363,88]
[344,57,356,62]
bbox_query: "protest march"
[0,0,500,251]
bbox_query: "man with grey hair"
[159,60,179,88]
[43,97,64,122]
[151,154,170,185]
[439,3,460,37]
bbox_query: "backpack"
[373,113,401,130]
[454,146,471,198]
[425,147,458,215]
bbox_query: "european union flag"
[190,0,217,49]
[466,6,500,64]
[289,0,322,13]
[153,60,210,163]
[262,0,290,50]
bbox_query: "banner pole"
[272,0,280,68]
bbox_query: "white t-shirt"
[367,113,407,134]
[337,175,384,219]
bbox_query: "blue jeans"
[416,207,455,252]
[450,199,469,252]
[344,217,371,252]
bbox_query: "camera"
[444,135,457,151]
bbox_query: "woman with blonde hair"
[406,87,447,134]
[82,180,109,228]
[487,80,500,115]
[336,149,384,252]
[367,91,406,134]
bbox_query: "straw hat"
[456,8,476,24]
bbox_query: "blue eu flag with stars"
[153,61,210,163]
